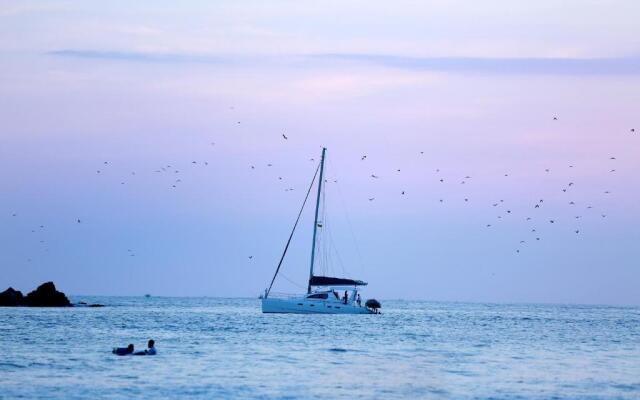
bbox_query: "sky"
[1,1,639,305]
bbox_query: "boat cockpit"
[306,287,363,306]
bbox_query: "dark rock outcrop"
[0,287,24,306]
[0,282,106,307]
[75,302,105,307]
[24,282,71,307]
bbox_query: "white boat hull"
[262,297,374,314]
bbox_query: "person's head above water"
[127,344,134,353]
[148,339,155,348]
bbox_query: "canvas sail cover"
[309,276,368,286]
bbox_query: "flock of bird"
[346,122,635,254]
[6,115,637,261]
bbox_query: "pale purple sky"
[1,1,639,304]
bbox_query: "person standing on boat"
[356,293,361,306]
[343,290,348,304]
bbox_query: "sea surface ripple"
[1,298,639,399]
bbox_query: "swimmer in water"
[134,339,156,356]
[112,344,134,356]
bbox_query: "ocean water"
[0,298,638,399]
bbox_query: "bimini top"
[309,276,368,287]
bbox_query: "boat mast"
[308,147,326,294]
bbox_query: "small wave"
[328,347,348,353]
[612,383,640,391]
[0,362,26,369]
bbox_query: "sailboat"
[261,148,381,314]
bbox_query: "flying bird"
[371,174,379,179]
[368,198,375,201]
[549,220,555,223]
[282,134,288,140]
[361,155,367,161]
